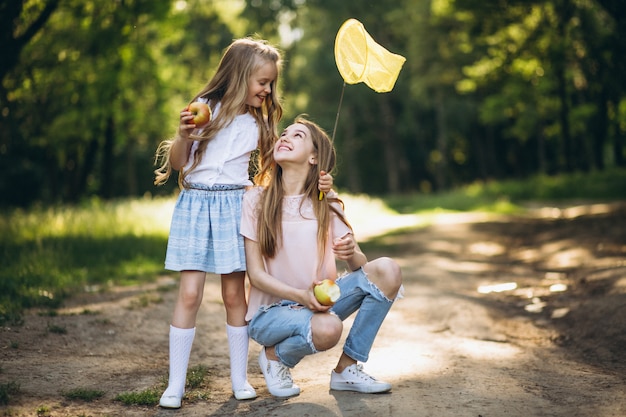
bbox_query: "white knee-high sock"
[163,325,195,398]
[226,324,250,390]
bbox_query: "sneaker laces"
[349,364,376,382]
[273,362,294,387]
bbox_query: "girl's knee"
[368,257,402,298]
[311,313,342,351]
[221,286,246,310]
[221,272,246,310]
[383,257,402,287]
[178,288,203,312]
[178,271,206,310]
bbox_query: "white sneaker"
[233,381,257,400]
[159,393,182,408]
[258,348,300,398]
[330,363,392,393]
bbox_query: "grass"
[0,381,21,406]
[36,405,51,416]
[46,323,67,334]
[1,169,625,325]
[384,168,626,214]
[114,388,161,406]
[114,364,211,406]
[62,388,105,401]
[0,195,174,325]
[186,364,210,389]
[127,293,164,310]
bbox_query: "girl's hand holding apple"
[177,102,212,141]
[177,108,197,140]
[314,279,341,306]
[187,102,211,127]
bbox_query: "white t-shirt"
[184,102,259,187]
[241,187,351,322]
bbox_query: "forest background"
[2,0,626,206]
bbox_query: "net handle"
[331,81,346,142]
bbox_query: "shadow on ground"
[362,202,626,380]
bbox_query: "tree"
[5,0,171,202]
[0,0,60,85]
[2,0,624,207]
[0,0,237,206]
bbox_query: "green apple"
[314,279,341,306]
[188,102,211,127]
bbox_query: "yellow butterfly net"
[321,19,406,200]
[334,18,406,93]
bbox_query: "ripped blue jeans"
[248,267,395,368]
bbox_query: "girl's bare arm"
[170,110,196,170]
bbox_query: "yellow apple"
[188,102,212,127]
[314,279,341,306]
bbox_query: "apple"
[188,102,212,127]
[314,279,341,306]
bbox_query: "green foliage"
[1,0,626,328]
[46,323,67,334]
[36,405,51,417]
[62,388,105,402]
[186,364,209,390]
[115,364,210,406]
[1,166,623,325]
[114,388,161,406]
[384,168,626,214]
[0,381,21,406]
[127,293,164,310]
[470,168,626,202]
[0,196,173,324]
[1,0,625,204]
[0,0,234,206]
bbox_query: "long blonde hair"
[154,38,283,188]
[257,117,351,260]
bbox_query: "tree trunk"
[591,89,608,170]
[555,0,574,172]
[0,0,60,84]
[538,127,546,174]
[613,114,625,167]
[126,140,137,196]
[434,88,447,190]
[78,136,100,197]
[556,58,573,172]
[100,115,115,199]
[379,96,406,193]
[341,107,362,193]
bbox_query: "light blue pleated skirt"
[165,184,246,274]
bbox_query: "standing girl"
[153,38,332,408]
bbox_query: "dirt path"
[2,203,625,417]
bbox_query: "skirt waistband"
[186,183,245,191]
